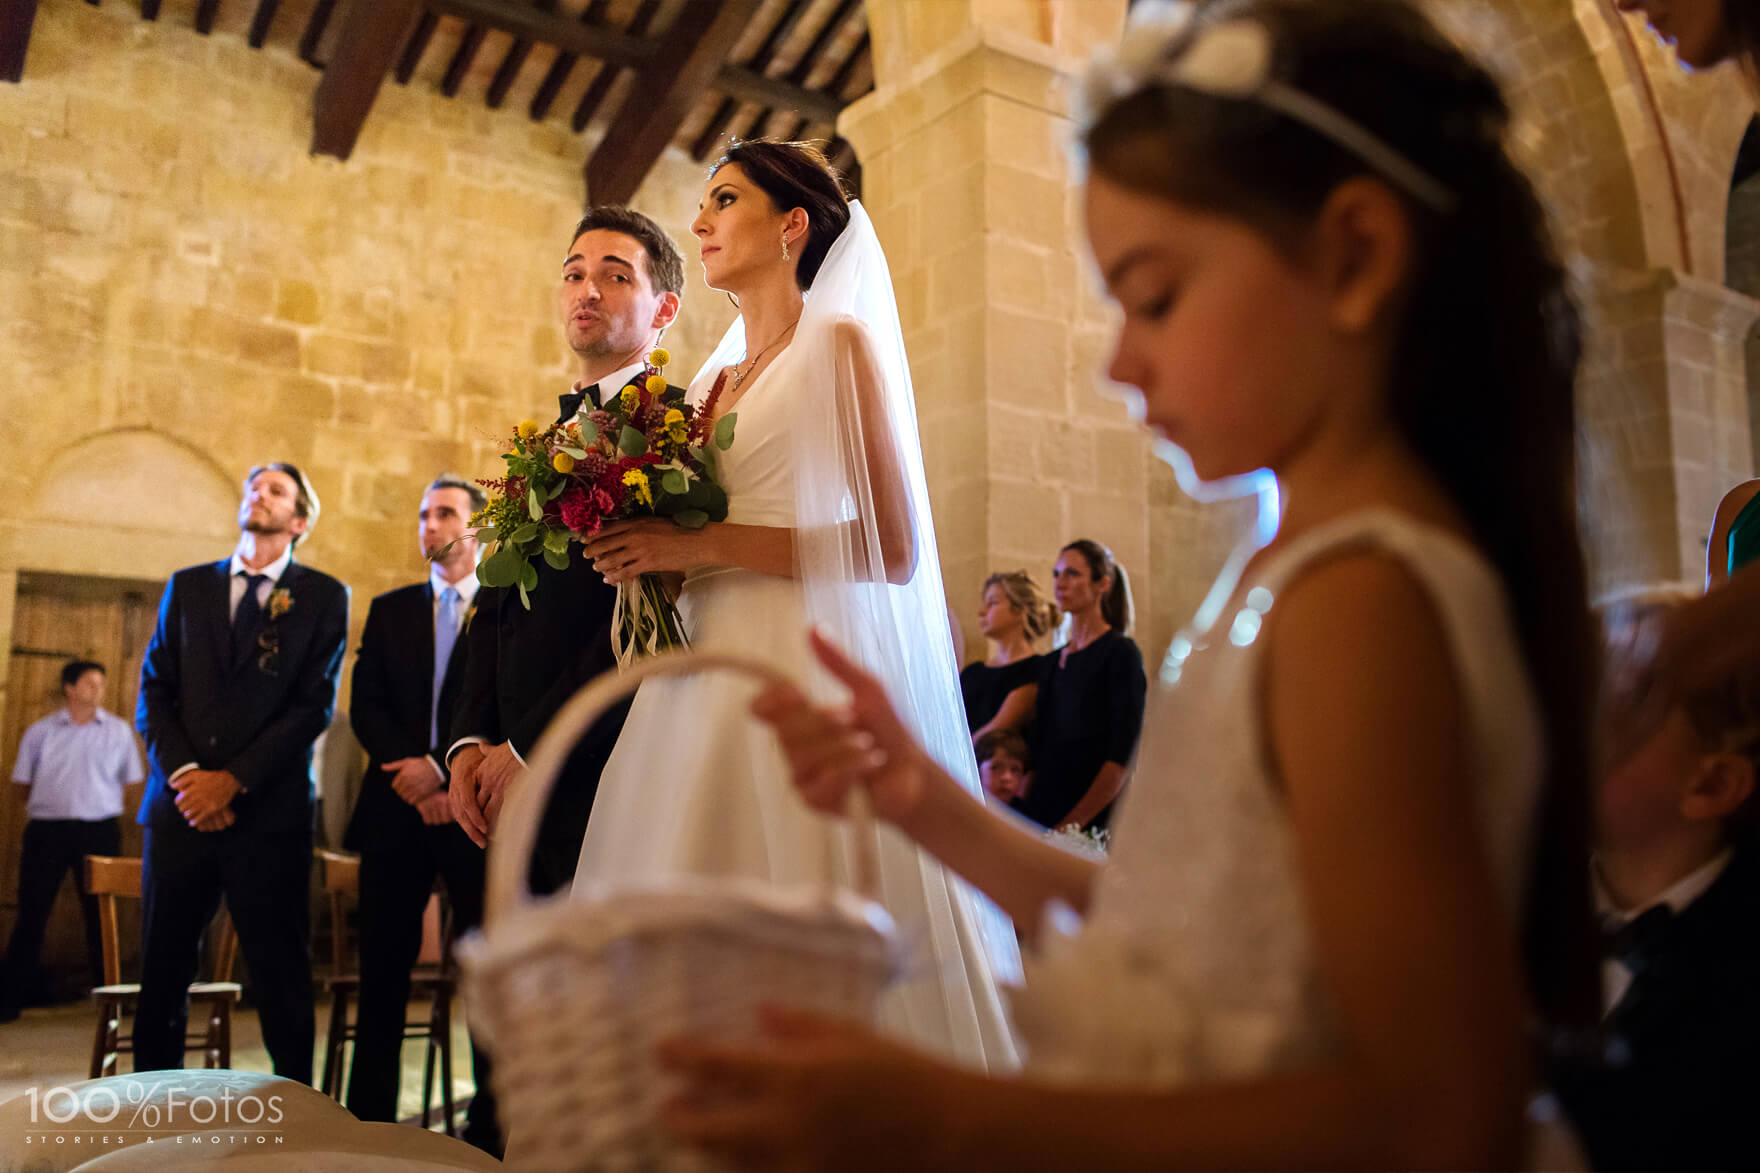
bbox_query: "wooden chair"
[315,848,459,1133]
[85,855,242,1079]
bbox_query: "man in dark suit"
[448,206,686,894]
[343,473,499,1149]
[134,462,348,1082]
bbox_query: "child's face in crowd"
[980,751,1028,802]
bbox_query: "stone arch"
[2,427,239,581]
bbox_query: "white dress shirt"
[1595,848,1733,1013]
[12,707,143,821]
[563,359,650,427]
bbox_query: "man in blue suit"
[134,463,348,1082]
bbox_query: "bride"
[575,139,1020,1069]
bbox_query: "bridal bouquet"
[470,349,736,662]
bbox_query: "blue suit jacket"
[135,558,349,833]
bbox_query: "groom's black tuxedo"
[133,556,348,1082]
[448,373,687,893]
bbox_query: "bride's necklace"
[729,316,800,394]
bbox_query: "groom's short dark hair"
[567,207,684,297]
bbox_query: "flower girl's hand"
[750,629,933,827]
[659,1004,964,1173]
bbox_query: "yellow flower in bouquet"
[552,452,576,474]
[622,468,652,507]
[517,418,541,439]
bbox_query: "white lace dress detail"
[1012,510,1543,1085]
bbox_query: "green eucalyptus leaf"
[661,468,687,495]
[527,487,541,519]
[560,446,589,460]
[618,426,648,457]
[519,560,538,590]
[475,527,497,544]
[543,545,569,570]
[546,479,568,501]
[517,581,531,610]
[513,523,540,546]
[577,419,599,444]
[543,528,570,553]
[673,509,710,530]
[713,413,737,451]
[481,546,523,588]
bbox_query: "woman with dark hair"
[1015,541,1146,831]
[662,2,1599,1166]
[961,570,1058,737]
[575,139,1020,1068]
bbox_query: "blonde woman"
[962,571,1058,739]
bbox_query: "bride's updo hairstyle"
[710,139,851,290]
[1079,0,1598,1031]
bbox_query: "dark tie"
[1602,904,1674,966]
[232,573,269,666]
[556,383,601,425]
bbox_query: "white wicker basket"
[457,651,902,1173]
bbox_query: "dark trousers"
[136,821,314,1083]
[344,820,497,1149]
[0,817,122,1006]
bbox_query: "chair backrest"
[316,849,360,980]
[83,855,238,988]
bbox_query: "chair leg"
[89,1000,114,1080]
[437,994,455,1137]
[321,991,349,1099]
[218,1002,232,1069]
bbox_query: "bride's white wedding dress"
[573,205,1020,1070]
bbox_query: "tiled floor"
[0,999,479,1130]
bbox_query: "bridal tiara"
[1081,0,1458,214]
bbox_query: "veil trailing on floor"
[691,201,1024,1058]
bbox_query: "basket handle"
[484,649,879,923]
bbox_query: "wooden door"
[2,572,162,994]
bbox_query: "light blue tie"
[432,586,460,747]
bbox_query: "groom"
[448,206,687,894]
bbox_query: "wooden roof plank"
[141,0,162,20]
[247,0,283,48]
[427,0,652,69]
[0,0,40,84]
[527,0,610,122]
[735,0,858,143]
[692,0,812,160]
[569,0,660,133]
[440,22,487,98]
[393,10,437,84]
[311,0,422,159]
[585,0,760,205]
[485,0,555,109]
[195,0,219,34]
[298,0,337,64]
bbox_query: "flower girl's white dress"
[1010,510,1544,1084]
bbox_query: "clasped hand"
[581,519,701,586]
[172,769,239,832]
[449,741,524,848]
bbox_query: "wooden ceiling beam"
[585,0,759,206]
[439,22,486,97]
[485,0,554,109]
[0,0,40,84]
[195,0,219,34]
[527,0,610,122]
[426,0,653,69]
[736,0,859,144]
[569,0,659,133]
[692,0,812,161]
[298,0,337,64]
[141,0,162,20]
[393,10,437,83]
[247,0,283,48]
[311,0,422,159]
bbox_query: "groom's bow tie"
[556,383,601,423]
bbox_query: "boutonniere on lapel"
[257,588,294,676]
[461,596,479,634]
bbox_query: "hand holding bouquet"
[470,349,737,663]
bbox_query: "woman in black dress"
[1017,539,1146,831]
[959,570,1057,736]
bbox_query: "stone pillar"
[843,0,1213,660]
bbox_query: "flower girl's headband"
[1082,1,1458,215]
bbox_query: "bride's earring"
[781,231,790,262]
